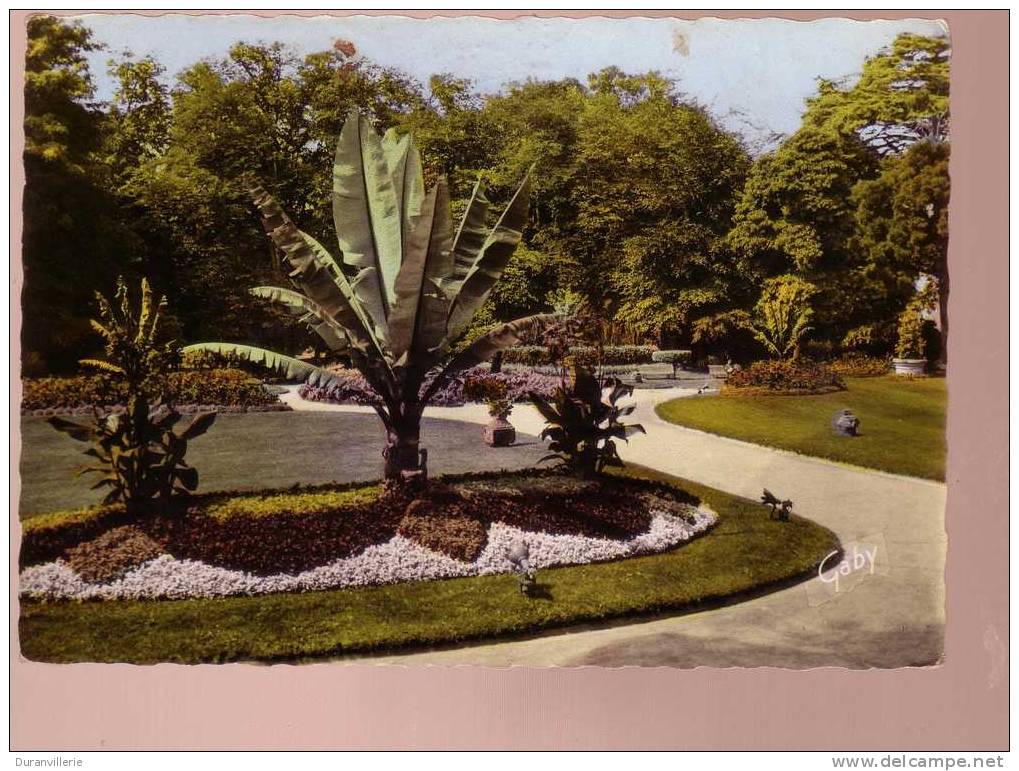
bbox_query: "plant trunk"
[383,419,422,481]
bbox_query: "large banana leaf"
[445,171,532,340]
[299,230,390,356]
[250,285,323,316]
[250,286,348,351]
[302,313,349,352]
[245,181,387,360]
[382,127,425,247]
[182,343,337,386]
[387,180,454,364]
[449,178,490,284]
[332,109,403,325]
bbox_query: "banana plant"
[185,110,556,480]
[48,277,217,515]
[529,367,646,479]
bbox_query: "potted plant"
[463,377,516,446]
[483,394,516,447]
[893,297,927,376]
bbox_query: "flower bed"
[723,359,846,395]
[299,366,559,407]
[22,368,286,415]
[19,472,716,601]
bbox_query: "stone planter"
[892,358,926,376]
[484,415,516,447]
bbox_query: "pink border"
[10,10,1008,750]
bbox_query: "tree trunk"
[382,418,422,480]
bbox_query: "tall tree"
[726,32,949,349]
[472,69,749,343]
[851,140,950,356]
[22,16,136,372]
[116,42,427,353]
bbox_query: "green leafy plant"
[895,294,928,360]
[47,277,216,515]
[464,377,512,418]
[723,359,845,395]
[529,366,646,478]
[746,275,817,360]
[187,110,555,480]
[830,353,890,378]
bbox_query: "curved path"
[281,386,947,668]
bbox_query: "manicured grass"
[656,376,946,480]
[19,467,838,664]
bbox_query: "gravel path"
[282,384,947,668]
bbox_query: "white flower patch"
[19,506,717,602]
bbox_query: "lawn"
[18,466,838,664]
[18,411,548,518]
[656,376,946,480]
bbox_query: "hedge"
[22,368,279,411]
[502,345,657,367]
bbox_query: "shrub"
[22,374,121,410]
[202,485,383,521]
[829,354,891,378]
[23,369,278,411]
[172,369,277,406]
[748,275,817,359]
[398,498,487,562]
[841,323,895,357]
[895,295,928,360]
[46,277,217,516]
[530,367,646,478]
[500,346,546,366]
[724,360,846,395]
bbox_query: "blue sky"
[76,13,947,152]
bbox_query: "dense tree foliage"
[724,32,950,355]
[20,17,950,373]
[22,17,138,373]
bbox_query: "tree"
[576,77,749,341]
[104,55,171,177]
[851,140,950,359]
[115,42,428,356]
[803,33,949,141]
[22,16,138,373]
[479,70,749,341]
[726,32,949,349]
[187,111,556,480]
